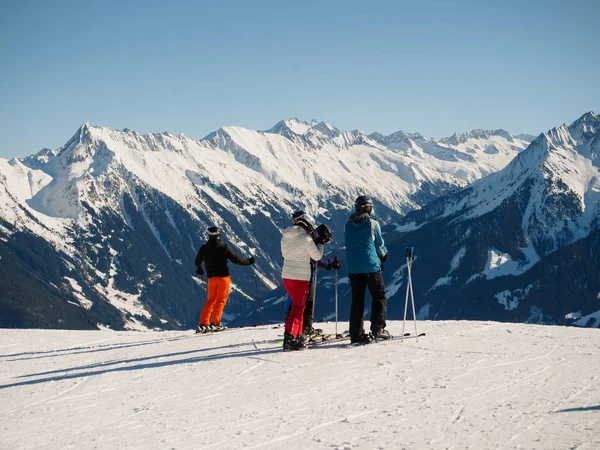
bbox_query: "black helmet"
[207,226,221,238]
[315,223,333,243]
[292,210,305,224]
[354,195,373,213]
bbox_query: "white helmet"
[295,213,316,232]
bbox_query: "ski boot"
[350,332,376,345]
[211,323,227,332]
[302,326,323,337]
[195,324,210,334]
[373,328,391,340]
[283,333,307,351]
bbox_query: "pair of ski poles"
[330,252,420,340]
[402,246,424,338]
[329,248,420,340]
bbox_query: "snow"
[394,221,421,233]
[495,290,519,310]
[483,248,538,279]
[573,310,600,328]
[417,303,431,320]
[0,118,533,324]
[1,321,599,449]
[282,118,312,135]
[413,115,600,267]
[14,117,529,234]
[386,262,409,298]
[493,284,534,311]
[429,246,466,291]
[0,158,74,255]
[93,277,153,330]
[565,311,582,320]
[63,277,93,310]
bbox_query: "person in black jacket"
[194,226,255,333]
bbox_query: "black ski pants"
[303,281,315,329]
[349,271,387,340]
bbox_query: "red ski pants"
[199,276,231,325]
[283,278,310,337]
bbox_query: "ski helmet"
[292,210,305,224]
[207,226,221,238]
[354,195,373,213]
[295,213,316,232]
[315,223,333,243]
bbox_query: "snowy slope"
[0,118,530,331]
[0,158,72,251]
[1,321,599,449]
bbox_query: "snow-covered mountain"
[0,118,531,330]
[383,112,600,328]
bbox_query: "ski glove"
[196,268,204,276]
[248,256,256,265]
[324,256,341,270]
[379,254,388,271]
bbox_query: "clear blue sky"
[1,0,598,157]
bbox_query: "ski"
[193,327,231,336]
[387,332,427,342]
[348,332,426,345]
[274,333,350,346]
[306,333,350,346]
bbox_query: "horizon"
[1,0,599,157]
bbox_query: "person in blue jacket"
[344,195,390,344]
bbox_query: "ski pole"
[322,271,327,323]
[407,256,418,338]
[335,267,339,337]
[311,265,319,322]
[402,256,410,338]
[253,272,264,326]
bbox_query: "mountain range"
[1,113,598,330]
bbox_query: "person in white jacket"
[280,213,325,350]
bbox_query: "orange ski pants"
[199,276,231,325]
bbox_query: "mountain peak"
[568,111,599,143]
[265,118,312,136]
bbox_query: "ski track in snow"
[0,321,599,450]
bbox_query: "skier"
[194,226,255,333]
[288,212,340,337]
[344,195,390,344]
[280,213,325,350]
